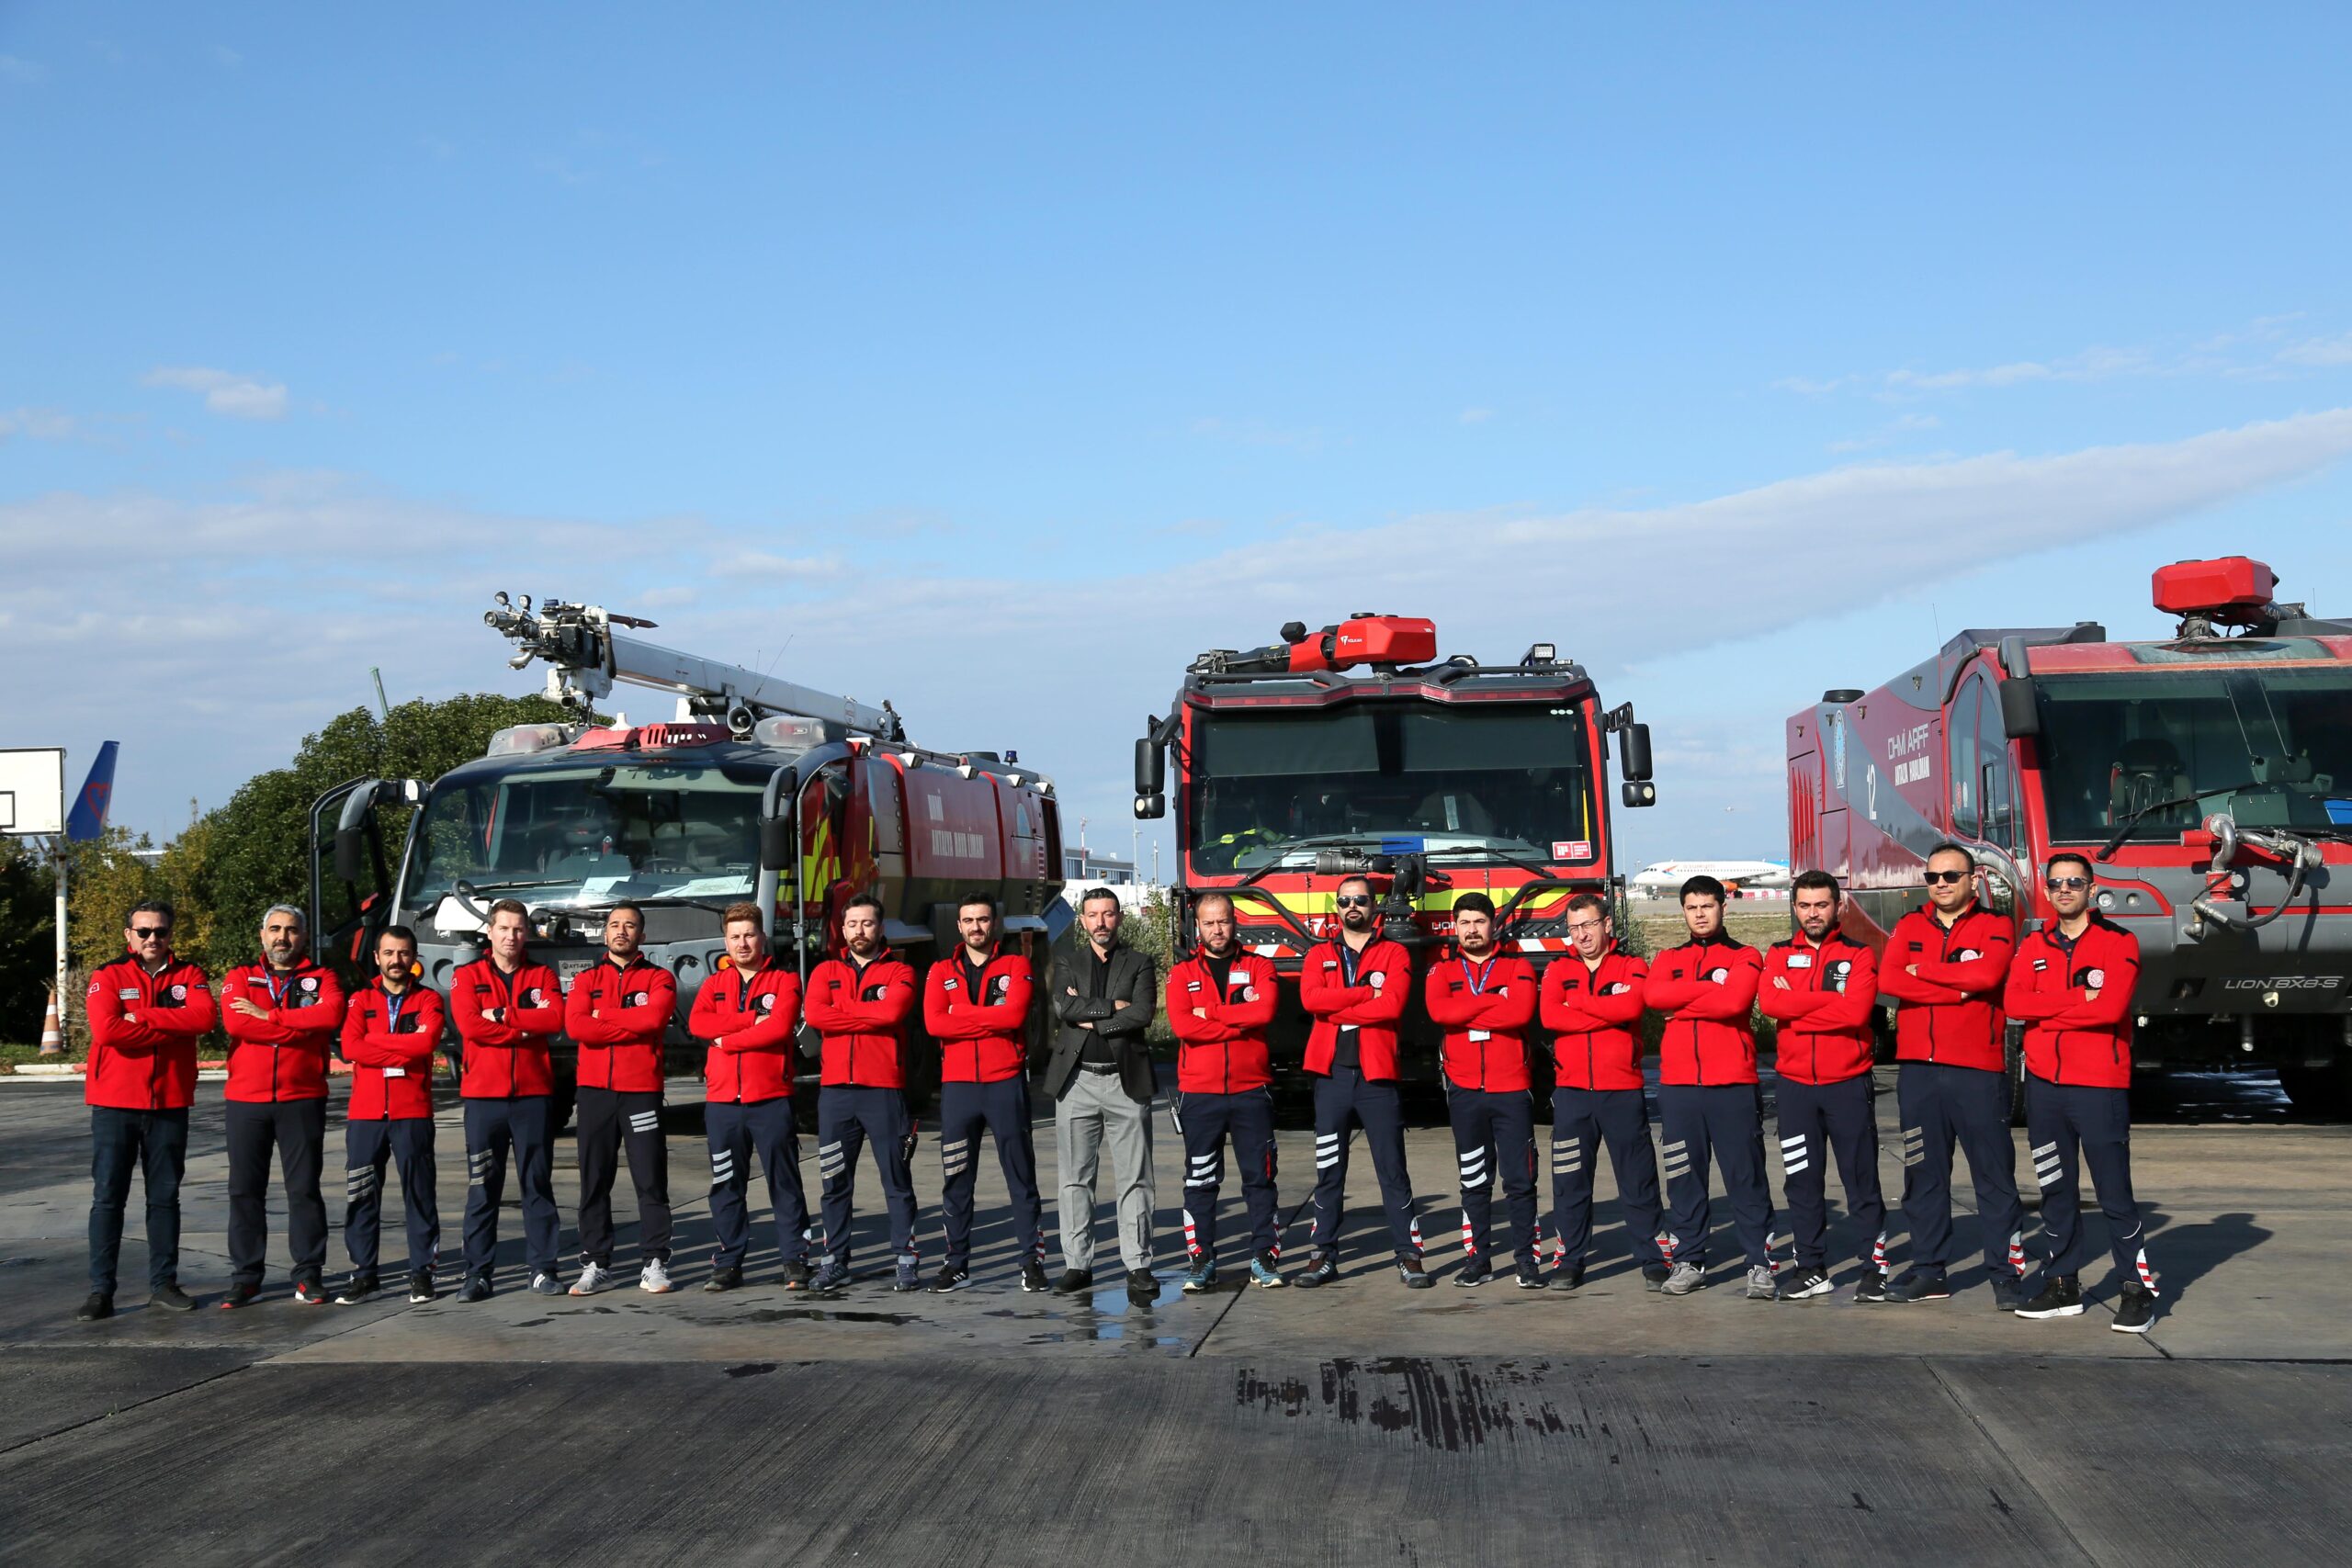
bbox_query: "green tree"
[0,838,58,1043]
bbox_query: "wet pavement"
[2,1069,2345,1564]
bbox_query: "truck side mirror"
[1621,723,1654,782]
[1135,736,1166,796]
[1134,793,1165,820]
[1998,679,2041,739]
[334,827,366,884]
[759,814,795,872]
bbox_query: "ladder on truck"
[484,593,905,740]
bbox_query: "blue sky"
[6,6,2352,870]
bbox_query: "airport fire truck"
[1786,557,2352,1116]
[1135,615,1657,1105]
[312,596,1069,1126]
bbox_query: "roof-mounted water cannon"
[2154,557,2283,640]
[1188,615,1439,678]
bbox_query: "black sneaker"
[1992,1275,2031,1314]
[1642,1263,1672,1292]
[1555,1264,1585,1292]
[1884,1269,1951,1303]
[76,1292,114,1322]
[1125,1269,1158,1305]
[2110,1285,2158,1334]
[703,1266,743,1294]
[457,1274,492,1303]
[1453,1258,1493,1289]
[780,1260,811,1293]
[1853,1270,1892,1303]
[217,1280,260,1311]
[293,1276,329,1306]
[1293,1252,1339,1289]
[1396,1256,1434,1290]
[931,1265,972,1293]
[1515,1258,1547,1291]
[1020,1261,1050,1293]
[150,1283,198,1313]
[1055,1269,1093,1294]
[1779,1267,1832,1300]
[2016,1275,2084,1319]
[406,1270,435,1303]
[334,1273,379,1306]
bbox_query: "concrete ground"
[2,1070,2345,1566]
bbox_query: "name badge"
[383,1067,406,1078]
[1468,1030,1491,1042]
[1786,953,1814,969]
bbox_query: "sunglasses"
[131,927,172,940]
[2045,875,2091,892]
[1923,870,1971,886]
[1334,894,1375,908]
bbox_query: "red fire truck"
[1135,615,1657,1104]
[1786,557,2352,1116]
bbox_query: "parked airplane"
[1628,858,1791,896]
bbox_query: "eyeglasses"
[1334,894,1375,908]
[131,927,172,940]
[1566,922,1606,936]
[1923,870,1971,886]
[2045,876,2091,891]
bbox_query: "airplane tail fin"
[65,741,119,843]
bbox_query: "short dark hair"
[1791,869,1841,900]
[721,901,763,930]
[1080,886,1121,911]
[376,924,418,953]
[487,897,530,925]
[1336,874,1374,897]
[2046,852,2094,880]
[1193,891,1234,919]
[1565,891,1609,919]
[1453,891,1497,919]
[958,890,998,915]
[843,892,887,919]
[605,900,645,923]
[1925,841,1974,871]
[127,898,174,929]
[1679,875,1727,906]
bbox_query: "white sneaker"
[639,1258,673,1294]
[1660,1261,1707,1296]
[570,1261,614,1296]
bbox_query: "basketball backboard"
[0,748,65,836]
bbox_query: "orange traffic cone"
[40,987,64,1055]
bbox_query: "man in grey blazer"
[1044,889,1159,1305]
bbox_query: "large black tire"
[2279,1061,2352,1119]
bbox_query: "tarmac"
[2,1068,2346,1566]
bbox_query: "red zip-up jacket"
[1879,904,2015,1072]
[1758,930,1879,1086]
[340,980,444,1120]
[220,959,347,1102]
[84,952,216,1111]
[449,955,564,1098]
[803,947,919,1088]
[1645,935,1763,1086]
[1425,949,1539,1092]
[688,958,803,1103]
[1168,949,1279,1093]
[1541,946,1650,1090]
[2004,917,2140,1089]
[1299,935,1411,1080]
[564,954,676,1093]
[924,947,1035,1084]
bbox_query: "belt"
[1078,1061,1122,1075]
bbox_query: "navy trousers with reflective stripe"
[706,1096,808,1271]
[938,1077,1043,1269]
[1549,1085,1667,1271]
[1896,1062,2024,1279]
[1174,1088,1279,1263]
[1448,1087,1538,1268]
[344,1115,439,1276]
[1306,1066,1421,1259]
[576,1086,671,1267]
[1657,1082,1775,1270]
[462,1096,560,1278]
[1775,1073,1885,1273]
[817,1084,917,1268]
[2027,1077,2155,1292]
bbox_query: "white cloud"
[1458,407,1495,425]
[718,551,842,581]
[2278,333,2352,367]
[0,408,81,443]
[0,55,43,85]
[141,366,288,421]
[210,45,242,68]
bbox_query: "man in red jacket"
[1539,892,1669,1292]
[219,904,346,1309]
[923,893,1046,1293]
[335,924,443,1305]
[804,893,922,1293]
[451,898,567,1301]
[1879,843,2028,1309]
[1425,892,1543,1289]
[564,902,678,1296]
[1758,871,1886,1302]
[78,900,213,1321]
[1296,874,1429,1289]
[1645,875,1776,1299]
[2006,854,2158,1332]
[689,902,808,1292]
[1167,893,1283,1292]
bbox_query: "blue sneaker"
[892,1255,922,1292]
[1250,1250,1287,1289]
[810,1258,851,1292]
[1181,1257,1217,1293]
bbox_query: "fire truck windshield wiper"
[2095,777,2263,863]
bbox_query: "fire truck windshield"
[2033,668,2352,843]
[404,761,767,917]
[1187,703,1593,874]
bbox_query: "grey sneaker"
[1660,1262,1707,1296]
[569,1261,614,1297]
[1746,1264,1779,1300]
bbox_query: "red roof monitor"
[2152,557,2277,622]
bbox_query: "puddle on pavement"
[980,1293,1191,1348]
[701,1307,921,1326]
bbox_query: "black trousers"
[939,1077,1043,1270]
[88,1106,188,1295]
[1897,1062,2024,1280]
[1174,1087,1279,1263]
[1657,1083,1775,1270]
[1549,1086,1668,1271]
[227,1099,328,1287]
[462,1096,560,1278]
[818,1085,917,1269]
[1776,1074,1887,1273]
[2028,1077,2156,1292]
[345,1116,440,1276]
[576,1087,671,1266]
[1306,1066,1422,1259]
[1448,1087,1538,1268]
[707,1097,809,1271]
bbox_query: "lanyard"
[1460,955,1496,996]
[384,987,407,1033]
[263,968,293,1007]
